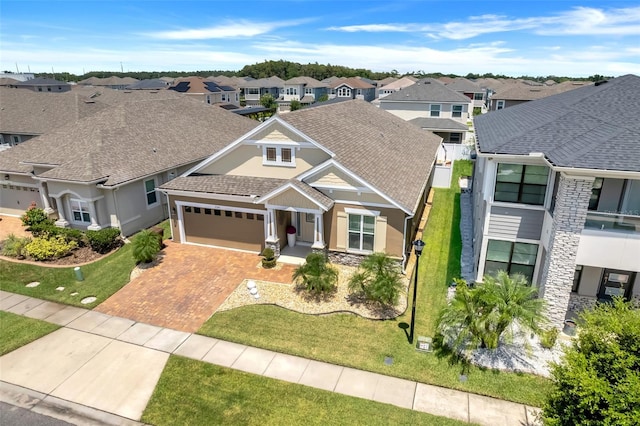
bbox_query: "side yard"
[198,161,552,407]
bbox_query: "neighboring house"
[444,78,486,111]
[239,76,284,106]
[488,80,592,111]
[168,77,240,106]
[472,74,640,328]
[12,77,72,93]
[377,76,417,99]
[409,117,468,145]
[281,77,328,105]
[0,97,258,236]
[379,78,472,123]
[78,76,139,90]
[125,79,170,90]
[328,78,376,102]
[159,100,441,270]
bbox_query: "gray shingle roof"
[445,78,483,93]
[285,77,328,88]
[330,77,374,89]
[14,77,70,87]
[0,97,259,184]
[380,78,470,103]
[288,179,334,210]
[409,117,468,131]
[161,175,287,197]
[474,74,640,172]
[281,99,442,213]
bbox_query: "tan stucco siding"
[114,177,168,236]
[306,167,363,188]
[198,145,330,179]
[326,203,406,258]
[317,188,390,206]
[251,122,303,142]
[269,188,321,210]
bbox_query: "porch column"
[53,196,68,227]
[87,200,101,231]
[265,208,278,242]
[539,174,594,328]
[37,181,54,214]
[312,212,325,249]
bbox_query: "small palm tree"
[437,271,545,350]
[348,252,404,305]
[132,229,161,264]
[292,252,338,295]
[479,271,546,348]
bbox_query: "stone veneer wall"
[538,174,594,328]
[568,293,640,316]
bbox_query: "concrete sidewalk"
[0,291,541,425]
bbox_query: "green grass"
[0,311,60,355]
[199,161,552,407]
[0,243,135,309]
[142,356,471,426]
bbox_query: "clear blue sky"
[1,0,638,77]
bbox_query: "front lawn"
[199,161,552,406]
[0,311,60,355]
[0,243,135,309]
[142,355,470,426]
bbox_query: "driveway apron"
[95,242,296,332]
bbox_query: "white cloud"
[327,6,640,40]
[145,19,310,40]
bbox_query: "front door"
[296,212,315,243]
[598,269,635,302]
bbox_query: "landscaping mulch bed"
[217,265,409,320]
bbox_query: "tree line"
[27,60,610,83]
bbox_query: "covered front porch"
[259,180,334,259]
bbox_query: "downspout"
[111,187,123,235]
[165,192,174,241]
[401,214,414,274]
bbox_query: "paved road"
[1,402,74,426]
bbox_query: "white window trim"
[430,104,441,117]
[69,198,91,224]
[144,178,160,208]
[346,211,377,254]
[496,100,505,110]
[262,146,296,167]
[452,105,463,118]
[0,135,4,145]
[11,135,22,145]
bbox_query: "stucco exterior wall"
[199,145,330,179]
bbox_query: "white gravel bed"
[465,325,571,377]
[217,265,409,320]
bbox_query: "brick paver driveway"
[96,242,296,332]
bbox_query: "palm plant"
[132,229,161,264]
[348,252,404,305]
[437,271,545,350]
[292,252,338,295]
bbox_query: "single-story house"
[160,99,442,268]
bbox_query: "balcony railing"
[584,211,640,234]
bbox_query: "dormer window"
[263,146,295,166]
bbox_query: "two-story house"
[445,78,486,112]
[159,100,441,271]
[328,78,376,102]
[472,74,640,328]
[239,76,284,106]
[281,77,328,106]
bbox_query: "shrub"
[1,234,32,258]
[543,298,640,425]
[21,205,51,228]
[539,327,559,349]
[24,235,78,260]
[348,252,404,305]
[132,229,161,263]
[292,252,338,295]
[86,228,122,254]
[30,223,85,246]
[261,247,276,269]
